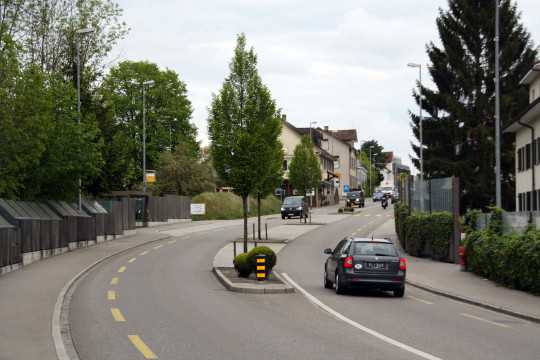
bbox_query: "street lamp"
[142,80,155,192]
[408,62,424,212]
[369,146,374,196]
[309,121,317,140]
[76,27,94,211]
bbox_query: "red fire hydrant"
[459,246,467,272]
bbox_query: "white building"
[502,60,540,211]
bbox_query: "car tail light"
[399,257,406,270]
[344,256,353,267]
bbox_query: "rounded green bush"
[246,246,277,275]
[233,253,252,278]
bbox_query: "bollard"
[256,254,266,281]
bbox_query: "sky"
[111,0,540,174]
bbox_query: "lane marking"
[108,290,116,300]
[110,308,125,322]
[198,232,207,235]
[168,240,177,244]
[182,235,191,239]
[364,214,371,217]
[111,277,119,285]
[282,273,441,360]
[128,258,137,263]
[408,296,434,305]
[128,335,158,359]
[154,245,163,249]
[460,313,511,328]
[118,266,126,273]
[213,229,223,232]
[140,251,149,256]
[375,214,382,217]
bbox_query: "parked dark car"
[346,191,365,208]
[323,237,406,297]
[373,192,384,202]
[281,196,309,219]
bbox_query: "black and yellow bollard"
[256,254,266,281]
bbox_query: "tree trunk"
[257,196,262,240]
[242,193,248,253]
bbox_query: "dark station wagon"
[323,237,406,297]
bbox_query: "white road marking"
[281,273,441,360]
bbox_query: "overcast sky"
[112,0,540,173]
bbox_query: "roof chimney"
[281,114,287,122]
[324,126,329,132]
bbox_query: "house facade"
[502,60,540,211]
[279,115,336,206]
[319,126,359,196]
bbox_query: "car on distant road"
[346,191,365,208]
[323,237,406,297]
[373,192,384,202]
[281,196,309,219]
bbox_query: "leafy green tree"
[208,33,282,252]
[289,135,322,197]
[99,60,197,188]
[154,141,215,197]
[360,140,386,193]
[411,0,537,211]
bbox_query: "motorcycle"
[381,199,388,209]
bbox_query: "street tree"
[360,140,386,193]
[208,33,282,252]
[289,135,322,197]
[154,141,215,197]
[411,0,537,211]
[99,60,197,189]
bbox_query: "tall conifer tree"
[410,0,537,211]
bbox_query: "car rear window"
[347,192,361,198]
[353,242,398,257]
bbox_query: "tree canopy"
[208,33,283,251]
[411,0,537,211]
[289,135,322,196]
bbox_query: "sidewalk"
[0,204,538,360]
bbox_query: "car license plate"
[366,262,387,269]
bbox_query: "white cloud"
[112,0,540,173]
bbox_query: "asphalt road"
[70,204,540,359]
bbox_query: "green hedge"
[394,203,453,261]
[246,246,277,276]
[464,208,540,294]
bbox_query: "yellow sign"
[336,173,340,178]
[146,170,155,183]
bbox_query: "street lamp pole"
[408,62,424,212]
[142,80,155,192]
[309,121,317,140]
[369,146,374,196]
[76,27,94,211]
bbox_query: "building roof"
[519,60,540,85]
[381,151,394,164]
[502,96,540,133]
[332,129,357,142]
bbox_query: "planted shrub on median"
[246,246,277,276]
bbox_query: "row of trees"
[0,0,211,201]
[408,0,538,212]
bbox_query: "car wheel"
[335,273,346,295]
[324,268,333,289]
[394,287,405,297]
[281,214,285,219]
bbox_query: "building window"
[283,160,288,171]
[526,144,531,169]
[518,193,523,211]
[527,191,532,211]
[517,148,522,172]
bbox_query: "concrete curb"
[212,267,295,294]
[406,279,540,324]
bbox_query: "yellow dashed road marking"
[408,296,434,305]
[110,277,118,285]
[213,229,223,232]
[168,240,177,244]
[118,266,126,273]
[460,313,511,328]
[198,232,207,235]
[110,308,125,322]
[108,290,116,300]
[182,235,191,239]
[153,245,163,249]
[128,335,158,359]
[128,258,136,263]
[139,251,149,256]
